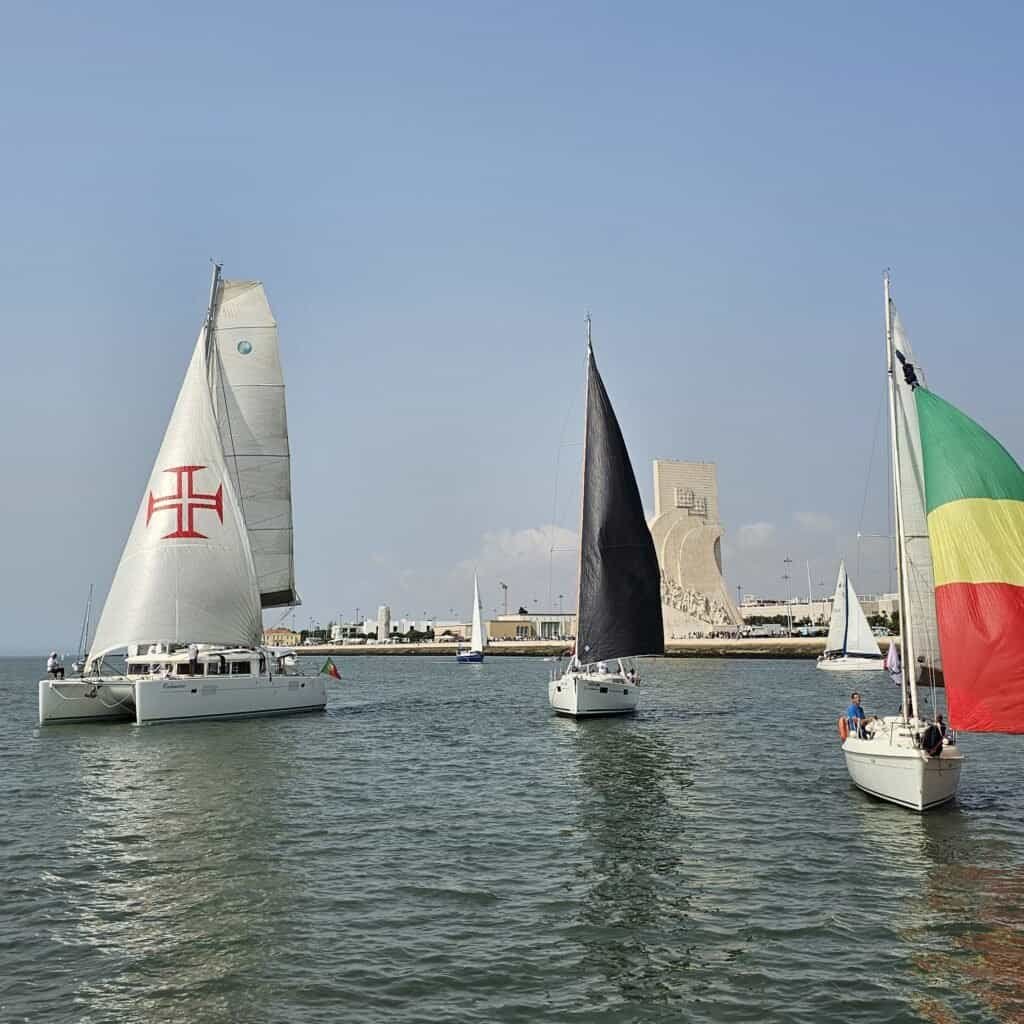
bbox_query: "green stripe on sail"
[916,388,1024,512]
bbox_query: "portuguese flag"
[320,657,341,680]
[918,387,1024,732]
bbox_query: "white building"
[377,605,391,641]
[738,593,899,625]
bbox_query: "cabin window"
[178,663,192,676]
[128,663,145,675]
[230,661,252,675]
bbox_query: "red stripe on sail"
[935,582,1024,733]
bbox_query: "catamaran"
[456,573,485,663]
[39,265,327,725]
[817,561,884,672]
[840,274,962,809]
[549,318,663,716]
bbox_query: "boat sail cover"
[470,573,484,653]
[576,346,664,664]
[210,280,298,608]
[892,312,943,685]
[824,561,882,658]
[87,331,263,669]
[916,386,1024,733]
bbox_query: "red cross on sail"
[146,465,224,539]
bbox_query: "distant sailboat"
[817,561,884,672]
[549,318,664,716]
[840,274,963,809]
[39,265,327,725]
[456,573,485,663]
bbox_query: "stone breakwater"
[297,637,894,659]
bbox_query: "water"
[2,656,1023,1024]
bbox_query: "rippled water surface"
[3,656,1024,1023]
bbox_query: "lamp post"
[782,556,793,635]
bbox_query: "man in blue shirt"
[846,692,869,738]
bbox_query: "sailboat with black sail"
[549,318,664,716]
[840,274,962,808]
[39,265,327,725]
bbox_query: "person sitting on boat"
[920,721,944,757]
[187,643,199,676]
[46,652,64,680]
[845,692,873,738]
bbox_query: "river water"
[2,655,1023,1023]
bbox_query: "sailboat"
[840,274,963,809]
[816,561,884,672]
[39,265,327,725]
[456,573,485,663]
[549,318,664,716]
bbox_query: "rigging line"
[208,281,248,532]
[547,372,582,609]
[856,384,887,584]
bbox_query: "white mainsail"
[87,325,263,669]
[824,562,881,658]
[891,310,942,685]
[470,573,484,653]
[210,280,297,608]
[824,562,848,654]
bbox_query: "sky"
[2,1,1023,653]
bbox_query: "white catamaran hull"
[817,655,886,673]
[548,671,638,717]
[39,675,327,726]
[842,718,963,811]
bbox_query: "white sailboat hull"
[817,655,886,673]
[39,674,327,726]
[548,671,638,717]
[841,717,963,811]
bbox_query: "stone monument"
[648,460,742,637]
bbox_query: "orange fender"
[838,716,849,742]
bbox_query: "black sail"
[576,345,664,663]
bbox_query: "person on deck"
[845,691,872,738]
[46,652,64,680]
[188,643,199,676]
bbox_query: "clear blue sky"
[3,1,1022,652]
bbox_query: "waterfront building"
[329,621,362,641]
[738,592,899,625]
[433,620,471,641]
[377,605,391,642]
[263,626,301,646]
[486,612,576,641]
[648,460,743,637]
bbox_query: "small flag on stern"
[320,657,341,680]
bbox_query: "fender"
[838,715,849,742]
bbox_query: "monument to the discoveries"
[648,460,742,636]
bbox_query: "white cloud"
[795,511,836,533]
[459,525,578,572]
[736,522,776,548]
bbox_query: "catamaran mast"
[883,271,919,721]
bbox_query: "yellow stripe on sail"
[928,498,1024,587]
